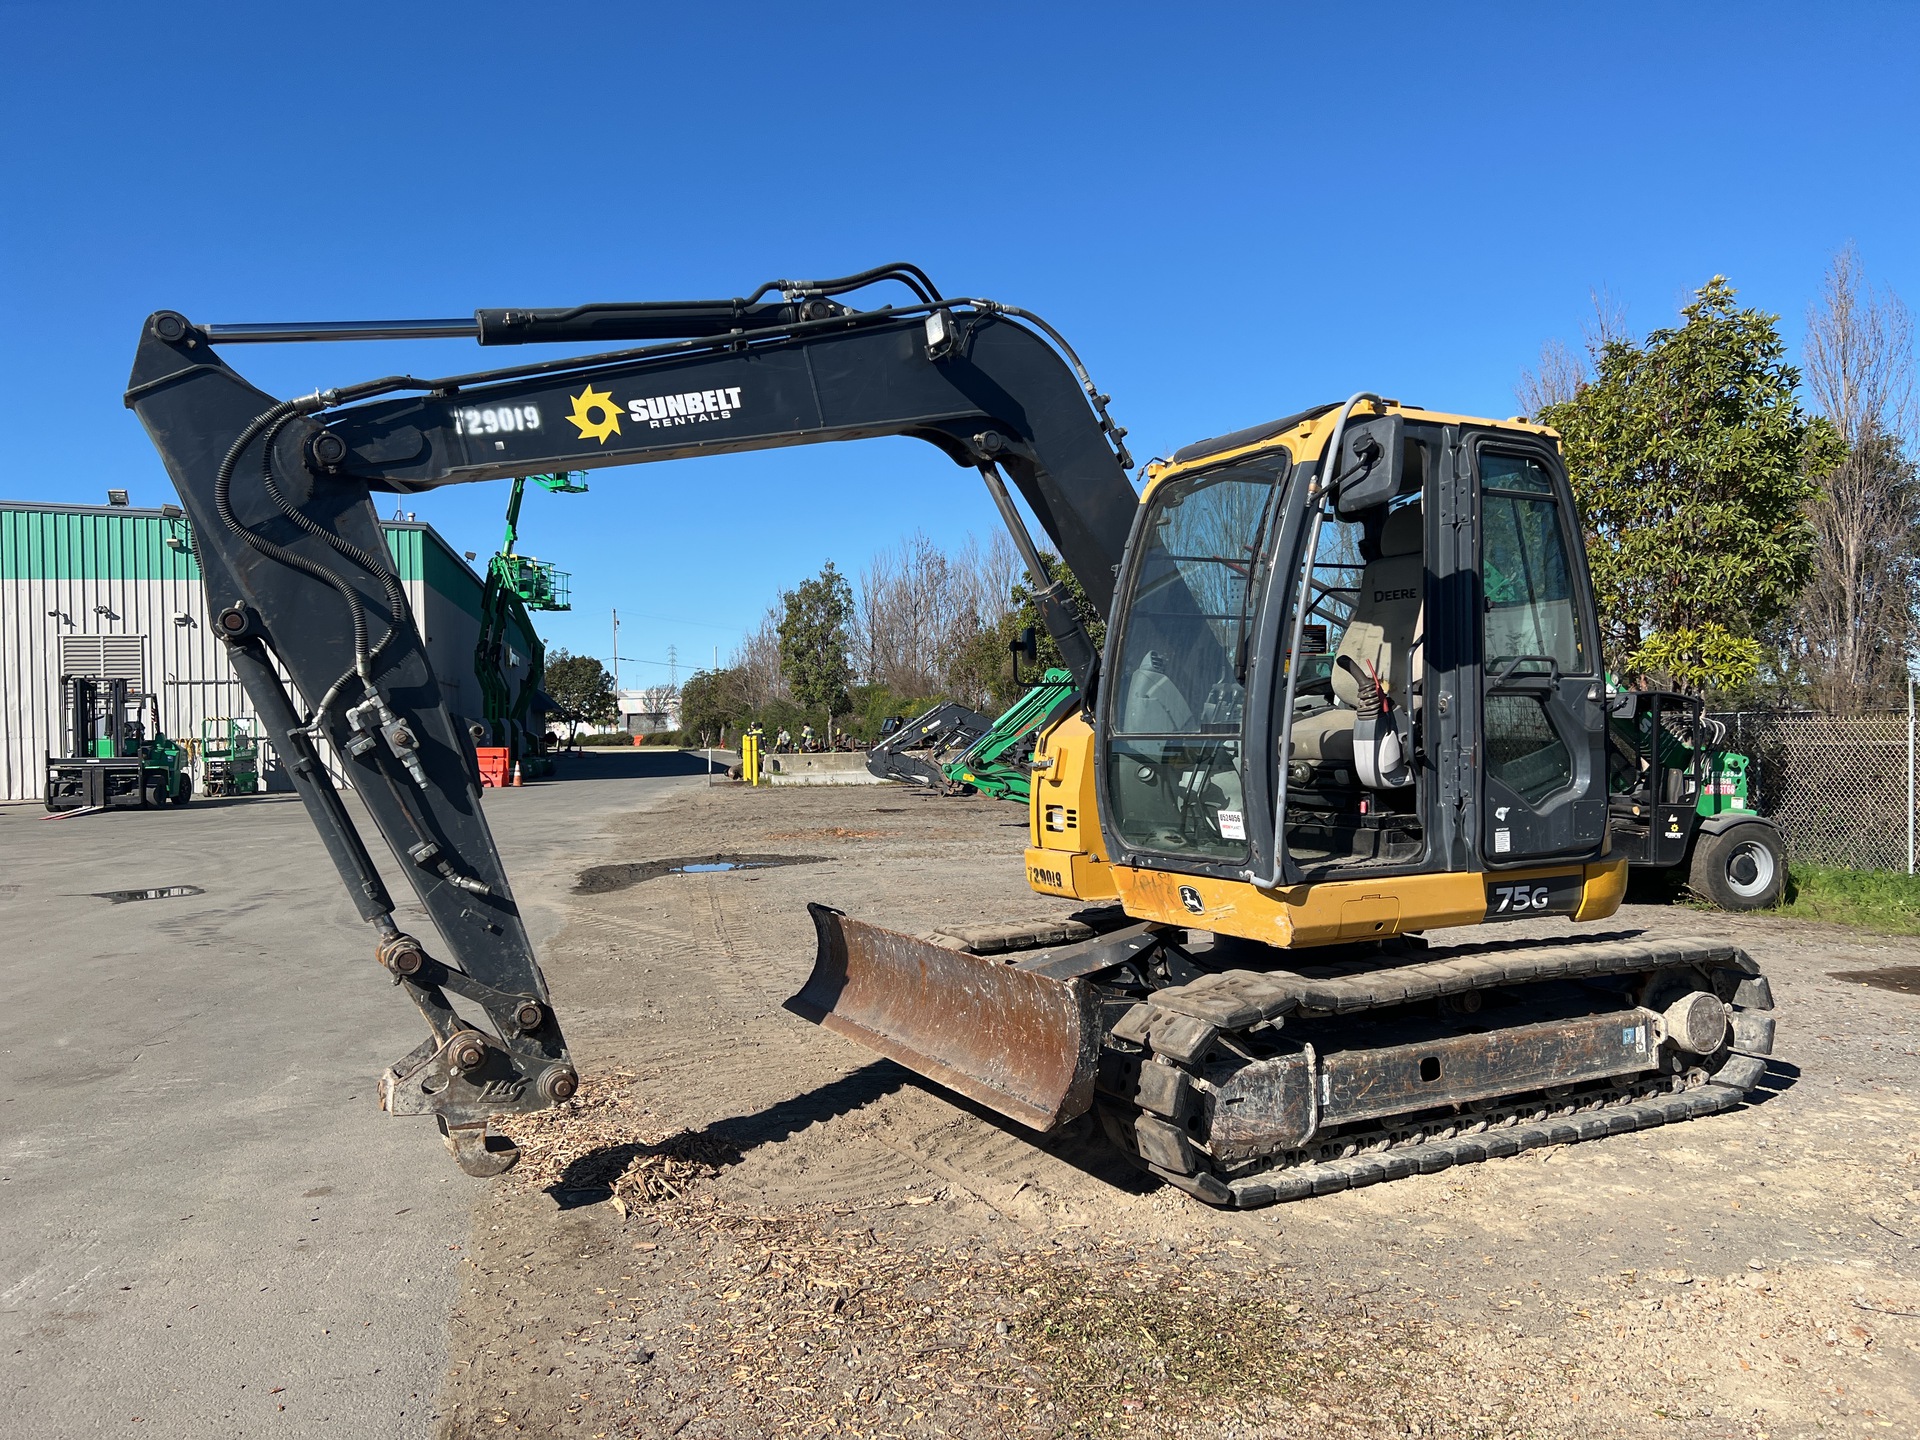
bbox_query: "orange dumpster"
[476,746,511,788]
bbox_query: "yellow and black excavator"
[127,266,1774,1205]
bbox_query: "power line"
[602,652,686,671]
[607,607,755,632]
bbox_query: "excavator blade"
[788,905,1100,1131]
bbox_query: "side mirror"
[1010,625,1039,684]
[1332,414,1405,516]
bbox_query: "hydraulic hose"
[214,402,403,723]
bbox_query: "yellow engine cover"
[1024,711,1118,901]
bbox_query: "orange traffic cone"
[510,760,523,787]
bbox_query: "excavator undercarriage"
[801,907,1772,1207]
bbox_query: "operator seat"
[1116,650,1200,840]
[1290,504,1424,775]
[1121,650,1194,734]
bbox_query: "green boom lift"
[866,666,1079,804]
[946,667,1079,802]
[474,472,586,778]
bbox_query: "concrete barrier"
[766,751,890,786]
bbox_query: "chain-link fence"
[1709,707,1916,872]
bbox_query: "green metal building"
[1,498,542,802]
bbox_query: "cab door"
[1470,440,1609,865]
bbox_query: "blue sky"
[4,3,1916,686]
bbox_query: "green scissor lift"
[198,716,259,796]
[474,472,586,779]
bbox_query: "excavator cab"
[1084,403,1616,940]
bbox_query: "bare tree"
[961,531,1021,630]
[1515,288,1631,418]
[625,682,681,732]
[1789,245,1919,712]
[729,604,789,708]
[1516,337,1585,416]
[859,532,955,696]
[855,530,1022,703]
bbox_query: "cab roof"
[1144,401,1559,498]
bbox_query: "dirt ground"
[433,780,1920,1440]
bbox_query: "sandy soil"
[433,781,1920,1439]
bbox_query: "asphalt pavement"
[0,749,713,1438]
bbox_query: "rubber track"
[1114,935,1776,1208]
[1215,1072,1755,1207]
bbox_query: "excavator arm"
[123,268,1138,1175]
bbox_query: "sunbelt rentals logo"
[564,382,746,444]
[564,385,622,443]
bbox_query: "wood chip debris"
[497,1072,735,1207]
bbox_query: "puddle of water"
[574,853,826,896]
[1830,967,1920,996]
[92,884,205,904]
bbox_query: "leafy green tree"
[678,667,744,744]
[845,682,946,746]
[778,562,856,733]
[950,552,1103,709]
[1537,277,1834,694]
[543,649,618,740]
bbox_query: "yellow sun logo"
[565,385,622,444]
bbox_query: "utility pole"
[611,608,622,699]
[708,645,719,780]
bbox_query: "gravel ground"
[433,780,1920,1439]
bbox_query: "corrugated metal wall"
[0,503,524,802]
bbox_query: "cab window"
[1106,462,1279,859]
[1481,453,1585,675]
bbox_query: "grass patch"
[657,1210,1477,1439]
[1013,1263,1433,1433]
[1771,862,1920,935]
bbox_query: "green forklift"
[45,677,191,812]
